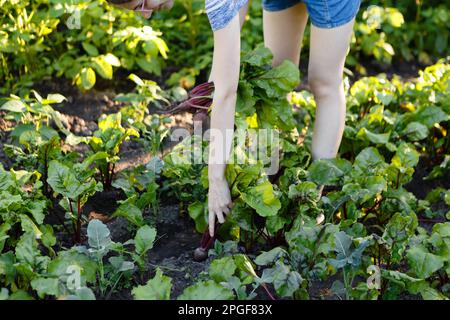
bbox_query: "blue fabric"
[263,0,362,28]
[205,0,361,31]
[205,0,248,31]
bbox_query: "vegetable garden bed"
[0,0,449,301]
[1,57,449,300]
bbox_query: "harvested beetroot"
[160,81,214,115]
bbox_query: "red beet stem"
[159,82,215,115]
[200,224,218,249]
[261,283,276,300]
[190,82,214,96]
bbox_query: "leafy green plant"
[347,3,449,71]
[0,166,56,255]
[351,6,405,65]
[69,112,139,190]
[54,219,159,299]
[71,219,131,298]
[47,155,105,243]
[0,91,67,130]
[151,0,213,89]
[113,157,162,217]
[88,112,139,189]
[0,0,168,93]
[179,253,274,300]
[341,59,449,164]
[116,73,169,126]
[405,222,450,299]
[255,248,304,299]
[0,91,73,195]
[140,114,171,157]
[178,280,234,300]
[162,135,208,206]
[132,268,172,300]
[328,231,371,300]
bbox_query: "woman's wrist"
[208,163,226,181]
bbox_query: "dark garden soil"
[1,62,448,300]
[106,203,208,300]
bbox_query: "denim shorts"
[263,0,361,29]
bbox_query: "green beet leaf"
[308,158,352,186]
[135,225,157,256]
[240,181,281,217]
[65,287,96,300]
[261,261,303,298]
[399,122,429,141]
[354,147,386,172]
[329,231,369,269]
[31,277,59,298]
[48,250,97,285]
[187,201,208,233]
[208,256,237,283]
[411,105,448,128]
[132,268,172,300]
[255,247,288,266]
[178,280,234,300]
[406,246,444,279]
[87,219,112,253]
[92,55,113,80]
[356,127,391,144]
[113,202,144,227]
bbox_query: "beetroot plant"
[47,153,106,243]
[85,112,139,190]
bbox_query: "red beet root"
[193,247,208,262]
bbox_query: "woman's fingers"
[208,209,216,237]
[208,206,231,237]
[216,209,225,224]
[222,206,230,215]
[207,177,233,237]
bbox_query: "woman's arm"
[207,13,241,237]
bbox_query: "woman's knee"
[307,69,343,98]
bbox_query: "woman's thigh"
[262,0,360,68]
[262,2,308,67]
[308,17,355,94]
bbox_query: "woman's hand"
[208,176,233,237]
[111,0,174,19]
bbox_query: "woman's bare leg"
[263,3,309,67]
[239,2,249,27]
[308,19,355,160]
